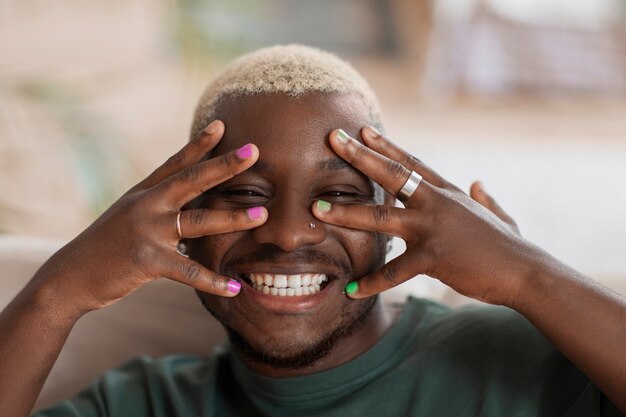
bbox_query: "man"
[0,45,624,416]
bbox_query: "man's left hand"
[313,126,539,306]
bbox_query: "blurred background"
[1,0,625,299]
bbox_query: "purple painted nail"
[227,280,241,294]
[247,206,265,220]
[236,143,253,159]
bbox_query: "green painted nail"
[316,200,331,213]
[345,281,358,295]
[336,129,350,144]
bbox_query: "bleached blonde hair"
[190,44,383,139]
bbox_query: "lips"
[242,273,329,296]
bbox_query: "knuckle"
[189,209,206,226]
[181,261,201,281]
[381,263,400,285]
[403,154,421,169]
[179,165,200,184]
[202,273,224,292]
[372,205,390,225]
[386,160,406,181]
[351,142,368,163]
[220,151,240,173]
[167,151,184,168]
[228,209,239,223]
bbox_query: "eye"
[223,189,264,197]
[324,191,357,198]
[322,190,372,203]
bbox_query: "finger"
[312,200,417,239]
[360,126,448,187]
[136,120,225,190]
[345,253,419,299]
[155,143,259,208]
[330,129,422,202]
[160,252,241,297]
[179,206,268,238]
[470,181,520,233]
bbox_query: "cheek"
[187,232,243,272]
[338,228,387,276]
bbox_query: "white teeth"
[245,273,329,296]
[287,275,301,288]
[274,275,288,288]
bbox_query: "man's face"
[188,92,391,370]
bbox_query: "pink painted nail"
[227,280,241,294]
[247,206,265,220]
[236,143,253,159]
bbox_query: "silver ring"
[397,171,422,202]
[176,211,183,239]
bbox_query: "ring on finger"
[397,171,422,202]
[176,211,183,239]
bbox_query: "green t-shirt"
[34,297,621,417]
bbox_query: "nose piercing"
[309,222,316,229]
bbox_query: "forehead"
[209,92,371,160]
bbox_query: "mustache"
[222,246,352,278]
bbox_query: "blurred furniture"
[425,4,626,96]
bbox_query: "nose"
[251,193,326,252]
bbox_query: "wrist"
[21,273,86,328]
[504,246,561,314]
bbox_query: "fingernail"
[236,143,253,159]
[345,281,358,296]
[247,206,265,220]
[363,125,381,140]
[204,120,220,135]
[227,280,241,294]
[335,129,350,144]
[316,200,331,213]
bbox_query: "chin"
[200,292,377,371]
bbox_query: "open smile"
[240,273,331,296]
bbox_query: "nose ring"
[309,222,316,229]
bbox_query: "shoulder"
[403,296,547,353]
[401,296,579,385]
[33,352,229,417]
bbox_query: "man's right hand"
[29,119,267,317]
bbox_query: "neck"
[244,297,395,378]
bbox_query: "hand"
[31,120,268,316]
[313,126,538,306]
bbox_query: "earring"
[309,222,316,229]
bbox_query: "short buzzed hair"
[190,44,383,139]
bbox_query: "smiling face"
[187,92,393,375]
